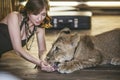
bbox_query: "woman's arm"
[36,28,47,61]
[36,28,55,72]
[7,12,41,66]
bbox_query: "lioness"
[46,28,120,73]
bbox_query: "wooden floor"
[0,15,120,80]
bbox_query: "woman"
[0,0,55,72]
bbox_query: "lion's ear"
[58,27,71,37]
[59,27,71,34]
[71,33,80,47]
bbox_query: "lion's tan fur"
[46,28,120,73]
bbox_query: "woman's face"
[28,8,47,26]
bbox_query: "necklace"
[24,20,36,50]
[25,34,35,50]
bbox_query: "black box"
[49,11,92,30]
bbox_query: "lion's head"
[46,28,79,68]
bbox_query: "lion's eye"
[55,46,59,51]
[53,46,60,51]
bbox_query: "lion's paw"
[111,58,120,65]
[57,63,74,74]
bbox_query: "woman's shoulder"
[10,11,20,15]
[1,11,23,25]
[0,11,19,24]
[8,11,21,19]
[7,11,23,23]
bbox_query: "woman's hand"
[40,61,55,72]
[34,60,55,72]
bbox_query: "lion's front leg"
[111,57,120,65]
[57,58,101,73]
[57,60,81,73]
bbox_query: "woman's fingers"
[41,61,55,72]
[34,60,55,72]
